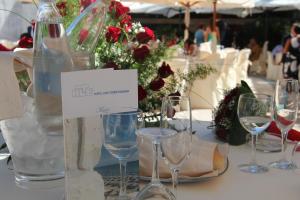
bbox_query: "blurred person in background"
[281,23,300,80]
[194,24,204,46]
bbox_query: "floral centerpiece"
[57,0,216,115]
[2,0,216,113]
[213,80,253,145]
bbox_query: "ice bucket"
[0,94,64,188]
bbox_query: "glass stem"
[171,168,179,198]
[119,159,127,197]
[281,130,288,161]
[250,134,257,165]
[151,141,160,184]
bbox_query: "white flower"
[131,22,144,34]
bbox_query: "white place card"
[61,69,138,119]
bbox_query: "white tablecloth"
[0,109,300,200]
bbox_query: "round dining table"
[0,109,300,200]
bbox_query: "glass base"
[15,171,64,189]
[269,160,296,170]
[134,182,175,200]
[239,163,269,173]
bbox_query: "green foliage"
[57,0,80,28]
[15,71,30,92]
[179,63,216,87]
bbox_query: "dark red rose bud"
[158,62,174,78]
[103,61,119,70]
[138,85,147,101]
[150,78,165,91]
[133,45,150,62]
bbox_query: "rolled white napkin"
[139,135,228,178]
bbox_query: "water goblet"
[103,109,143,200]
[160,95,192,197]
[135,127,177,200]
[269,79,299,170]
[238,93,273,173]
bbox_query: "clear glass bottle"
[33,0,74,135]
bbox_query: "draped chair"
[219,49,239,90]
[236,49,251,83]
[266,51,283,81]
[188,53,224,109]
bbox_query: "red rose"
[150,78,165,91]
[133,46,150,62]
[109,0,129,19]
[138,85,147,101]
[56,1,67,16]
[18,36,33,48]
[105,26,121,43]
[158,62,174,78]
[120,14,131,28]
[78,29,89,44]
[136,27,155,44]
[103,61,119,70]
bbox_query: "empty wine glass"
[135,128,176,200]
[160,95,192,198]
[238,93,273,173]
[103,109,143,200]
[270,79,299,170]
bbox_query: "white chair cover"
[266,51,283,81]
[198,41,212,60]
[188,53,223,109]
[220,49,239,90]
[236,48,251,83]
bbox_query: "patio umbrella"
[123,0,254,40]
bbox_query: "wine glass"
[238,93,273,173]
[135,127,176,200]
[160,95,192,198]
[103,109,143,200]
[269,79,299,170]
